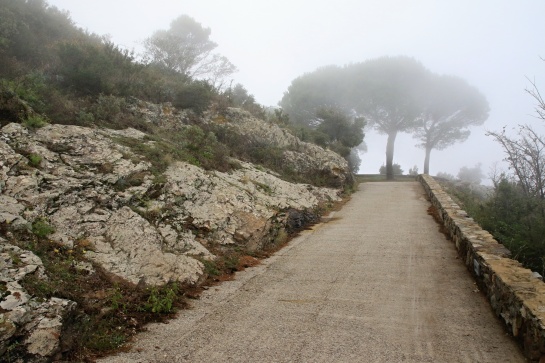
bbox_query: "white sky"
[46,0,545,179]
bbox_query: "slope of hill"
[0,2,355,360]
[0,97,352,361]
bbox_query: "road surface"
[101,181,525,363]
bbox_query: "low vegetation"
[440,177,545,275]
[444,70,545,275]
[2,217,295,360]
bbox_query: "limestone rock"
[164,161,340,250]
[1,120,344,286]
[206,108,353,188]
[0,106,350,359]
[0,242,75,360]
[86,207,204,286]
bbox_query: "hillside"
[0,2,357,360]
[0,97,352,361]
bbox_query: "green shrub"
[142,283,179,314]
[23,114,48,129]
[16,72,48,111]
[379,163,404,175]
[40,88,82,126]
[56,40,142,97]
[0,73,48,115]
[181,126,230,170]
[173,80,213,115]
[110,286,126,312]
[75,110,95,125]
[27,153,42,167]
[92,94,125,121]
[114,125,231,175]
[31,218,55,238]
[200,259,220,277]
[446,178,545,274]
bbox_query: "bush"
[446,178,545,274]
[173,80,213,115]
[31,218,55,238]
[115,125,231,175]
[56,40,142,97]
[379,163,403,175]
[141,283,179,314]
[408,165,419,176]
[92,94,125,121]
[23,114,48,129]
[0,72,48,113]
[181,126,230,170]
[436,171,455,181]
[27,153,42,167]
[83,94,150,131]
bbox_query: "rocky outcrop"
[126,100,353,189]
[1,241,76,361]
[0,114,348,360]
[206,108,353,188]
[1,122,342,282]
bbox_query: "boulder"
[206,108,354,188]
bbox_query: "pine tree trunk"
[424,147,432,175]
[386,132,397,180]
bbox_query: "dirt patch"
[237,255,260,270]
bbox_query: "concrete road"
[101,182,525,363]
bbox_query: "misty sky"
[47,0,545,179]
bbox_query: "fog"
[47,0,545,181]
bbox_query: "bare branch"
[525,76,545,121]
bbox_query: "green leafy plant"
[444,178,545,274]
[110,286,126,312]
[142,283,179,314]
[75,110,95,125]
[27,153,42,167]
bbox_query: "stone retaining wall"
[418,174,545,362]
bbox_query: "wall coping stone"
[418,174,545,362]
